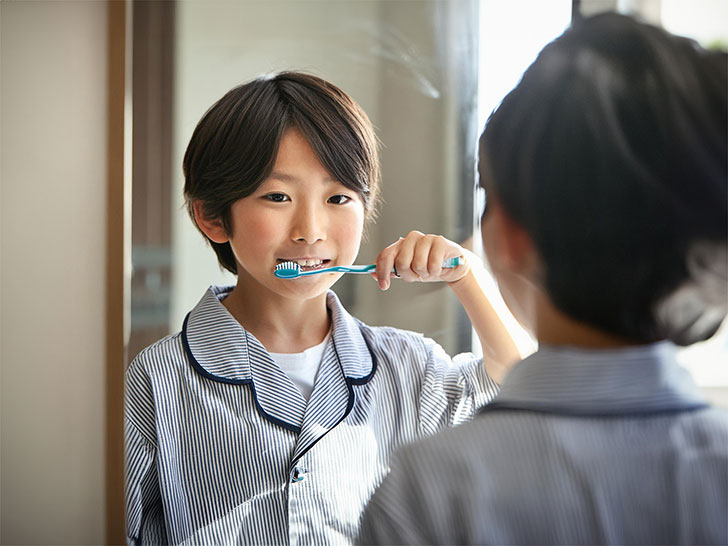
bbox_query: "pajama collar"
[182,286,377,461]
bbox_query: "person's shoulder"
[128,331,185,375]
[676,405,728,445]
[357,322,441,365]
[359,320,457,354]
[360,322,427,346]
[357,322,478,380]
[698,404,728,422]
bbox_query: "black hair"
[480,12,727,345]
[183,71,380,274]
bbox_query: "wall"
[0,1,108,543]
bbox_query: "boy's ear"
[192,201,229,244]
[491,204,538,276]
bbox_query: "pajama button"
[292,468,304,483]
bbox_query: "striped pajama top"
[358,342,728,545]
[124,285,499,545]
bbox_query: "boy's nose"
[291,204,326,244]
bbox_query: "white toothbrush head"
[274,261,302,279]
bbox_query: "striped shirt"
[124,285,499,545]
[358,342,728,545]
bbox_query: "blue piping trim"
[348,323,379,385]
[181,313,249,385]
[478,401,711,419]
[289,325,379,465]
[181,313,302,434]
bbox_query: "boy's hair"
[183,71,381,275]
[480,13,727,345]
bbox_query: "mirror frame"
[106,0,130,542]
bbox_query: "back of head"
[480,12,727,345]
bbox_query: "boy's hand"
[373,231,470,290]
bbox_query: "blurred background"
[1,0,726,543]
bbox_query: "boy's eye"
[328,194,352,205]
[264,193,289,203]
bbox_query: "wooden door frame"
[106,0,131,543]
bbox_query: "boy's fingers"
[393,235,419,282]
[411,236,434,279]
[427,236,450,277]
[375,238,401,290]
[377,232,469,288]
[374,253,391,290]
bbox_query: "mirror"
[129,0,727,394]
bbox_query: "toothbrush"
[274,256,464,279]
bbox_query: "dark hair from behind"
[480,12,727,345]
[183,71,381,275]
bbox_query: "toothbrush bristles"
[274,261,302,279]
[275,261,300,271]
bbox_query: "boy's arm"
[447,261,520,384]
[125,364,168,545]
[125,418,167,544]
[374,231,520,384]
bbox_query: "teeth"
[296,260,323,267]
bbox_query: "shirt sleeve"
[418,337,500,435]
[125,362,168,545]
[125,420,167,545]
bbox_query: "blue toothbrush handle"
[339,264,376,274]
[321,256,464,275]
[295,264,373,276]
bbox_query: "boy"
[125,71,519,545]
[358,13,727,545]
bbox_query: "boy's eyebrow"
[267,171,297,182]
[267,171,338,184]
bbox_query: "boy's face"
[226,128,365,301]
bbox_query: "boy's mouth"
[276,258,332,272]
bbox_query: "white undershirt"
[268,330,331,402]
